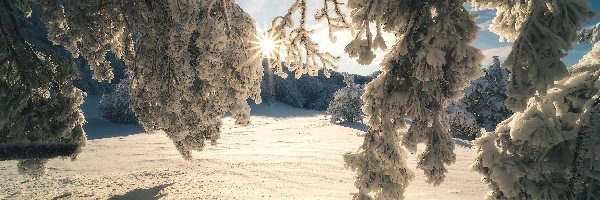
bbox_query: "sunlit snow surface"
[0,102,484,199]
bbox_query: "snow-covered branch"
[343,0,391,64]
[473,41,600,200]
[471,0,596,111]
[578,22,600,44]
[344,0,484,198]
[12,1,263,161]
[315,0,352,42]
[269,0,346,78]
[1,0,86,176]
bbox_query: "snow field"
[0,102,484,199]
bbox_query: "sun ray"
[252,26,283,59]
[261,37,275,55]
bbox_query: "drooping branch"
[473,42,600,199]
[345,0,484,198]
[471,0,596,111]
[9,1,263,162]
[315,0,352,42]
[343,0,391,65]
[1,0,86,177]
[268,0,349,79]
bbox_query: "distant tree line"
[260,61,374,111]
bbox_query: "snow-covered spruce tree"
[445,101,480,140]
[326,73,364,123]
[98,77,137,124]
[578,22,600,44]
[446,56,512,139]
[274,76,306,108]
[15,1,262,159]
[473,40,600,200]
[342,0,484,199]
[471,0,596,112]
[472,57,511,131]
[1,1,86,175]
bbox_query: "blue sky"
[238,1,600,76]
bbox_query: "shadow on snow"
[108,183,174,200]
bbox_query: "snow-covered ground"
[0,101,485,199]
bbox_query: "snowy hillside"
[0,102,484,199]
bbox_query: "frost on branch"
[471,0,595,111]
[268,0,350,78]
[344,0,483,199]
[16,0,129,82]
[125,1,262,159]
[23,0,262,159]
[473,42,600,200]
[315,0,353,43]
[1,1,86,176]
[578,22,600,44]
[326,73,364,123]
[344,0,395,65]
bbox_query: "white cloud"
[469,8,496,31]
[481,45,512,66]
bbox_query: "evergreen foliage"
[473,35,600,200]
[445,101,480,140]
[1,1,86,176]
[274,76,306,108]
[12,1,264,162]
[74,52,127,96]
[2,1,599,198]
[343,0,484,198]
[470,0,598,199]
[265,0,350,78]
[260,63,372,111]
[14,3,125,96]
[446,56,512,140]
[471,0,596,111]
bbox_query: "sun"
[251,27,281,59]
[260,36,276,56]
